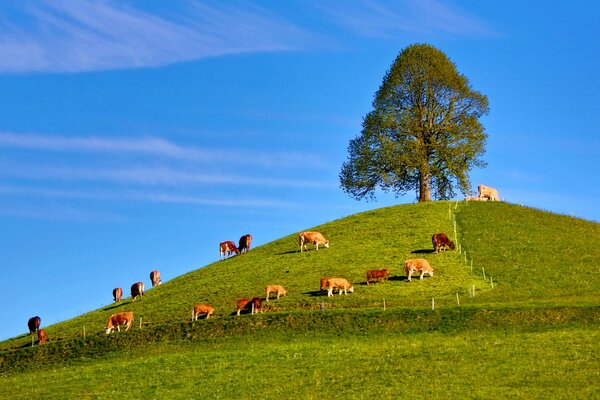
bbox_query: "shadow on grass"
[302,290,327,297]
[276,250,299,255]
[102,302,129,312]
[388,275,408,282]
[411,249,434,254]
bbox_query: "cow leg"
[420,270,424,280]
[328,288,333,297]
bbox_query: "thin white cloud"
[0,162,335,189]
[0,184,296,208]
[0,0,311,73]
[317,0,495,38]
[0,132,328,169]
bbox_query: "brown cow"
[325,277,354,297]
[37,329,47,345]
[265,285,287,302]
[220,241,240,260]
[238,234,253,254]
[432,233,455,254]
[150,270,161,287]
[299,231,330,252]
[105,312,134,334]
[112,287,123,302]
[192,304,214,320]
[27,316,41,334]
[131,282,144,301]
[477,184,500,201]
[366,269,390,284]
[404,259,434,282]
[236,297,262,315]
[320,277,331,292]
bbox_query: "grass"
[1,201,599,398]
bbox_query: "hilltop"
[1,201,598,399]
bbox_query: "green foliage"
[340,43,489,202]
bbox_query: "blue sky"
[0,0,598,341]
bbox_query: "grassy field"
[1,201,598,398]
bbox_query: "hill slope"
[1,202,598,399]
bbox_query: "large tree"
[340,43,489,202]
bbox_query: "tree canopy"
[340,43,489,202]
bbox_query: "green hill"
[1,202,598,399]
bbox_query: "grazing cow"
[112,287,123,302]
[299,231,330,252]
[265,285,287,302]
[477,184,500,201]
[150,270,161,287]
[220,241,240,260]
[236,297,262,315]
[325,277,354,297]
[27,316,41,334]
[366,269,390,284]
[404,259,434,282]
[105,312,134,334]
[432,233,455,254]
[320,277,331,292]
[238,234,253,254]
[192,304,214,321]
[131,282,144,301]
[37,329,47,345]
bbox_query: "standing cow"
[37,329,47,345]
[325,277,354,297]
[27,316,41,334]
[131,282,144,301]
[366,269,390,284]
[299,231,330,252]
[105,312,134,334]
[112,287,123,302]
[238,234,253,254]
[236,297,262,315]
[220,241,240,260]
[150,270,161,287]
[404,259,434,282]
[432,233,455,254]
[192,304,215,320]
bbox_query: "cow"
[265,285,287,302]
[432,233,455,254]
[404,258,434,282]
[320,277,331,292]
[112,287,123,302]
[299,231,330,252]
[37,329,47,345]
[27,316,41,334]
[325,277,354,297]
[236,297,262,315]
[192,304,214,321]
[150,270,161,287]
[366,269,390,284]
[238,234,253,254]
[131,282,144,301]
[105,312,134,334]
[220,241,240,260]
[477,184,500,201]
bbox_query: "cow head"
[449,241,456,250]
[324,240,330,248]
[348,286,355,293]
[105,326,114,334]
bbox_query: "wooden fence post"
[456,293,460,306]
[432,298,435,310]
[383,299,386,311]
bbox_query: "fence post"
[490,276,494,289]
[482,267,486,280]
[456,293,460,306]
[140,316,143,329]
[383,298,386,311]
[83,325,86,339]
[432,298,435,311]
[472,285,476,298]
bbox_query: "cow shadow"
[388,275,408,282]
[102,302,128,311]
[302,290,327,297]
[412,249,434,254]
[276,250,299,255]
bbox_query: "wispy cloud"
[0,0,311,74]
[316,0,495,38]
[0,132,328,169]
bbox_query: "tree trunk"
[419,170,432,202]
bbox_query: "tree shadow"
[411,249,434,254]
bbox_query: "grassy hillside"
[1,201,598,399]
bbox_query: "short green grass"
[1,201,599,398]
